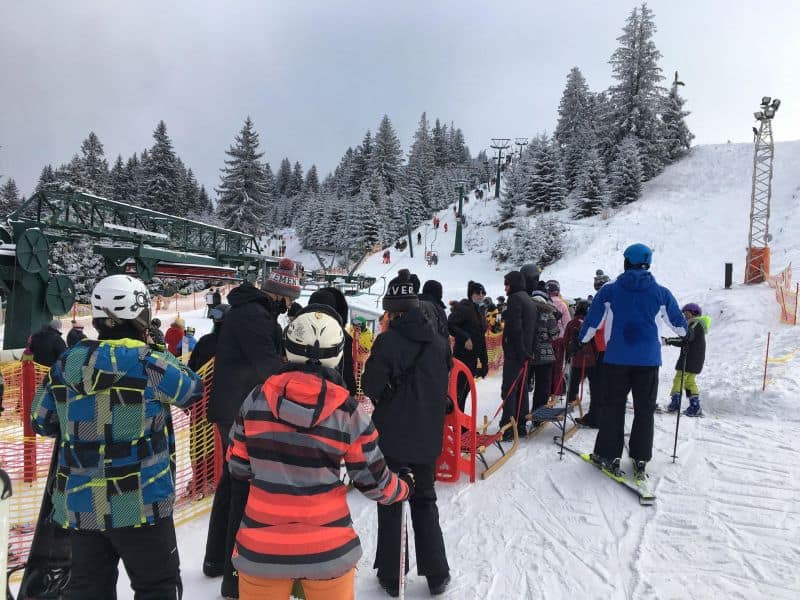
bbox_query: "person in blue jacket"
[578,243,687,478]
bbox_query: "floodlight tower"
[745,96,781,284]
[490,138,511,198]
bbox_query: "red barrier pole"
[762,332,771,391]
[21,359,37,483]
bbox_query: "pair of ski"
[554,437,656,506]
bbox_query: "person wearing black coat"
[204,260,301,598]
[308,287,358,396]
[448,281,489,412]
[66,321,87,347]
[500,271,537,439]
[28,319,67,367]
[362,270,451,597]
[419,278,450,340]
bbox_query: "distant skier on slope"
[578,244,687,479]
[664,302,710,417]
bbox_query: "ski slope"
[123,142,800,598]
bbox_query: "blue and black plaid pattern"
[32,339,203,530]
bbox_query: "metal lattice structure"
[745,98,780,284]
[7,190,262,262]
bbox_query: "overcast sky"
[1,0,799,197]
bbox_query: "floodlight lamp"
[764,108,775,119]
[771,98,781,111]
[754,111,764,120]
[761,96,772,107]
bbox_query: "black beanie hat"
[421,280,444,302]
[504,271,525,293]
[310,286,349,324]
[384,269,420,312]
[467,280,486,298]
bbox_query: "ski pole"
[398,499,408,600]
[671,339,690,463]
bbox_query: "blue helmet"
[623,243,653,268]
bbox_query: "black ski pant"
[500,357,528,435]
[529,363,552,414]
[204,423,249,598]
[67,517,181,600]
[568,363,604,414]
[593,364,659,462]
[374,460,449,581]
[204,422,232,569]
[454,354,477,413]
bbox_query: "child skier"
[665,303,710,416]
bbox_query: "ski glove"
[398,467,415,498]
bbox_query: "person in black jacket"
[448,280,489,411]
[419,278,450,340]
[308,287,358,396]
[500,271,537,440]
[204,258,301,598]
[664,302,709,417]
[28,319,67,367]
[66,320,87,347]
[362,269,451,597]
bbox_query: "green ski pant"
[670,370,699,396]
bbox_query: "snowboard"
[18,437,71,599]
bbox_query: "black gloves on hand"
[398,467,415,498]
[476,366,488,378]
[444,396,455,414]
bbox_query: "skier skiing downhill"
[29,274,203,599]
[578,244,687,478]
[227,307,410,599]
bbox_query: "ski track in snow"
[74,142,800,599]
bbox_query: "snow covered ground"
[64,142,800,598]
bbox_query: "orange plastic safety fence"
[2,358,221,570]
[769,263,799,325]
[485,330,504,375]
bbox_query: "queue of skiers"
[24,242,708,599]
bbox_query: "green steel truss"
[9,190,262,263]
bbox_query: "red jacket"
[228,368,408,580]
[164,324,184,356]
[564,316,597,369]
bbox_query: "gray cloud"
[1,0,798,196]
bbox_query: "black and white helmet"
[284,308,344,369]
[91,275,152,331]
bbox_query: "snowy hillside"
[116,142,800,599]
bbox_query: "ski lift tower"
[490,138,511,198]
[745,96,781,284]
[451,167,470,256]
[514,137,529,166]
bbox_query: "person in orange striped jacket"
[227,305,411,600]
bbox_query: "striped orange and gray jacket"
[228,366,409,580]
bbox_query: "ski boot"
[632,459,647,480]
[590,454,621,476]
[666,392,681,413]
[684,395,703,417]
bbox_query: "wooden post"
[762,331,771,391]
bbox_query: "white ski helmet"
[91,274,152,331]
[284,309,344,369]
